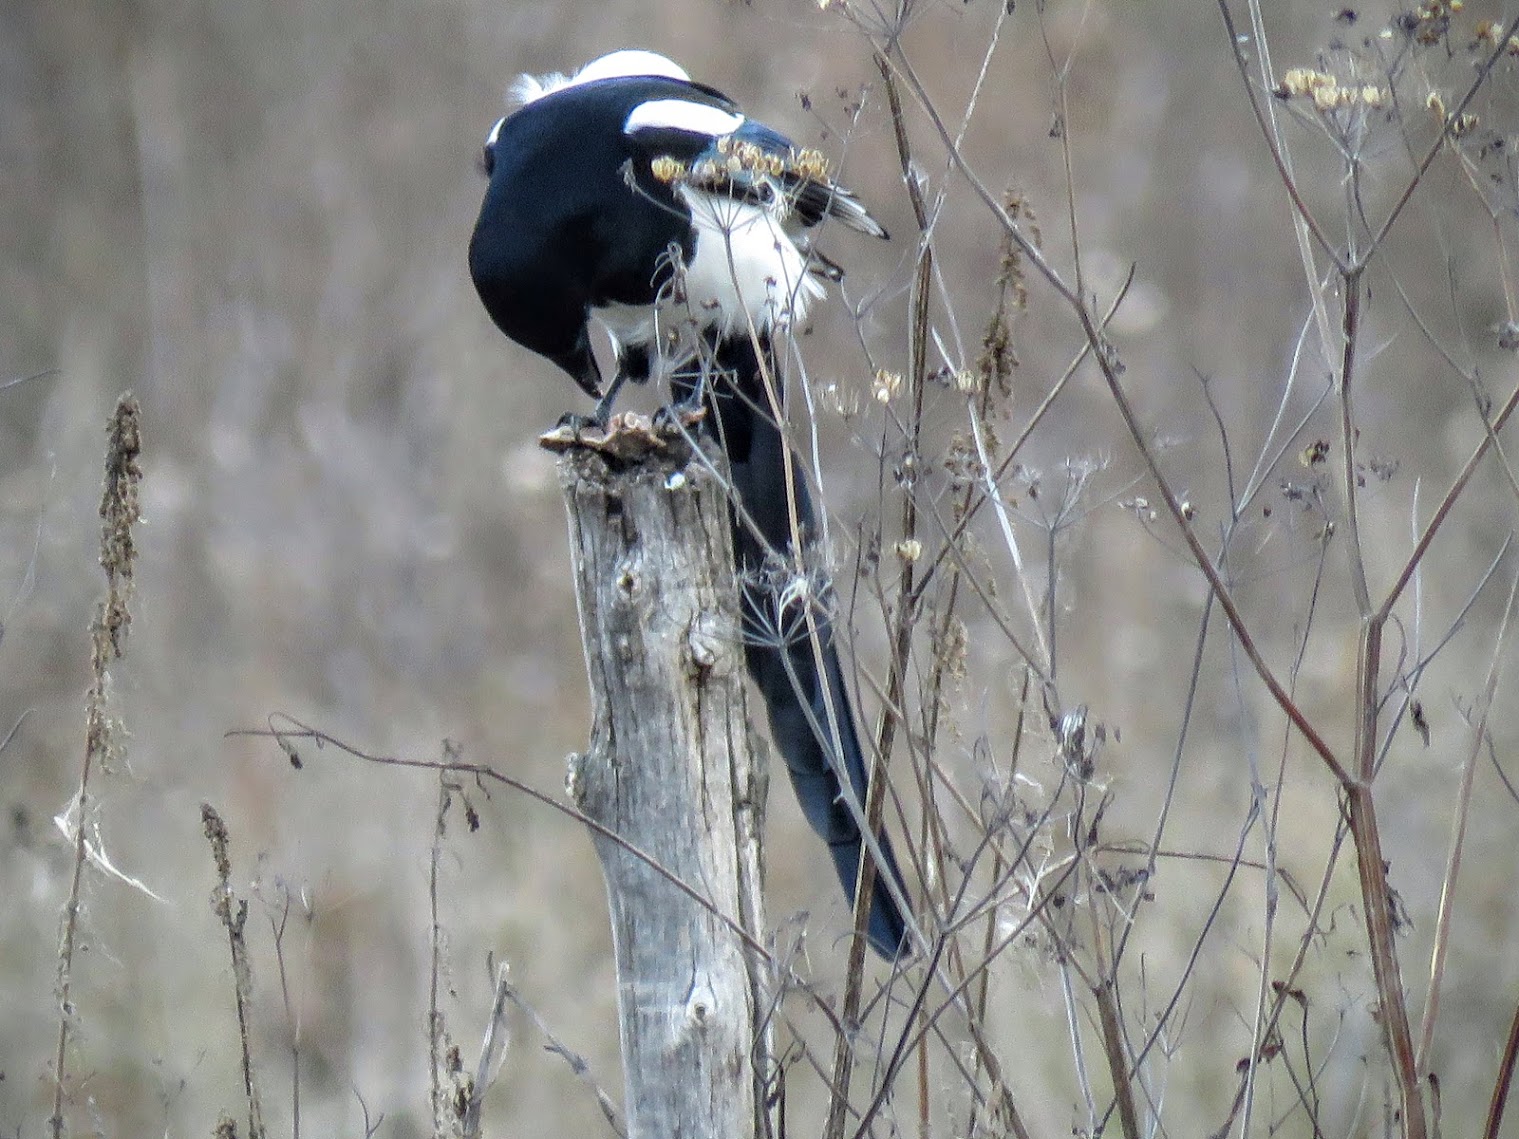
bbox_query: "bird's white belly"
[594,190,824,376]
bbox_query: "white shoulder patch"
[625,99,744,139]
[484,116,506,148]
[510,50,690,106]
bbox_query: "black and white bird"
[469,50,911,959]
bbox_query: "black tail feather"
[678,335,911,960]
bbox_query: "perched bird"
[469,50,910,959]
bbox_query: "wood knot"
[685,984,717,1033]
[686,613,724,673]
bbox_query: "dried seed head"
[872,369,902,403]
[650,155,687,183]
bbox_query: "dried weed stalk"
[49,393,142,1139]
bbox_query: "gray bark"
[554,424,769,1139]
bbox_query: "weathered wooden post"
[548,416,769,1139]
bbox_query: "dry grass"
[4,1,1519,1137]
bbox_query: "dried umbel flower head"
[872,369,903,403]
[651,134,835,201]
[1277,67,1386,112]
[650,155,687,184]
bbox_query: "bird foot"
[553,409,609,437]
[538,405,705,459]
[651,400,707,436]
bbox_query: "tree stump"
[550,416,769,1139]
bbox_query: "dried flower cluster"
[649,136,832,190]
[1276,67,1387,113]
[872,368,903,403]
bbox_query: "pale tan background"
[4,1,1518,1136]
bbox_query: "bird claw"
[554,409,609,438]
[651,400,704,435]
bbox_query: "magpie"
[469,50,911,959]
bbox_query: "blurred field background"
[4,0,1519,1135]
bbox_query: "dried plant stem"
[1364,13,1519,257]
[1380,377,1519,618]
[824,52,932,1139]
[1338,272,1371,612]
[50,394,142,1139]
[429,773,460,1138]
[1485,995,1519,1139]
[264,888,303,1139]
[881,16,1519,1136]
[1417,569,1519,1072]
[1335,271,1426,1137]
[1345,778,1424,1137]
[1095,979,1140,1139]
[885,42,1348,779]
[495,972,626,1138]
[203,803,266,1139]
[1342,356,1519,1139]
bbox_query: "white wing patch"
[511,50,691,106]
[625,98,744,140]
